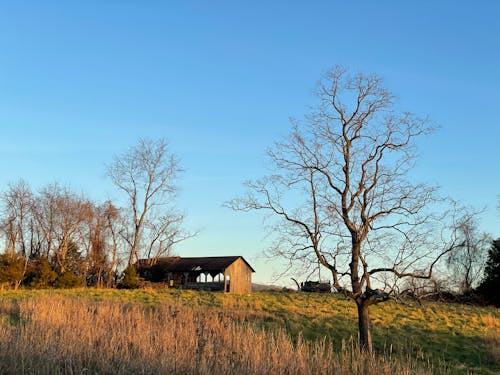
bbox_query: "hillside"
[0,289,498,374]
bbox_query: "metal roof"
[137,256,255,273]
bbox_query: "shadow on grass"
[373,323,499,375]
[0,300,21,326]
[251,298,498,375]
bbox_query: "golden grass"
[482,314,500,365]
[0,294,441,375]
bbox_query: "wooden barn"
[136,256,255,294]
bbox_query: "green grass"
[1,288,498,374]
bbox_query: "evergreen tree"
[477,239,500,306]
[52,241,85,288]
[118,265,139,289]
[54,270,82,288]
[24,257,57,288]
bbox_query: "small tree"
[0,253,25,289]
[118,265,139,289]
[477,239,500,306]
[229,66,464,352]
[53,241,84,277]
[24,257,57,288]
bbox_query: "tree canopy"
[229,66,467,351]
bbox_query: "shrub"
[0,253,25,289]
[53,270,83,289]
[117,265,139,289]
[24,257,57,288]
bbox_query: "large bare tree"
[229,66,464,351]
[106,138,187,266]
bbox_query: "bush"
[53,271,83,289]
[117,265,139,289]
[0,253,25,289]
[24,257,57,288]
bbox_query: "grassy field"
[0,288,498,374]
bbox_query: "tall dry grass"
[482,314,500,365]
[0,296,441,375]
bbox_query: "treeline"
[0,138,190,289]
[0,181,120,288]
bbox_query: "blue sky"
[1,1,499,283]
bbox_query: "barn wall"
[224,258,252,294]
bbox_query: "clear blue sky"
[1,1,499,283]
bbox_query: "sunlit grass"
[0,288,498,374]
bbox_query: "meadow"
[0,289,498,374]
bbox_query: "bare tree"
[447,212,490,293]
[31,185,57,259]
[106,138,186,266]
[0,180,33,286]
[33,184,90,275]
[0,181,131,288]
[83,200,127,287]
[81,201,110,287]
[1,180,33,256]
[142,210,195,265]
[229,66,464,352]
[101,201,122,287]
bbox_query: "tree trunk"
[128,239,138,266]
[128,226,141,266]
[357,302,373,352]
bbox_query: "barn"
[136,256,255,294]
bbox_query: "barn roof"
[137,256,255,273]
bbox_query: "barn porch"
[167,270,228,292]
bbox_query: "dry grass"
[0,295,440,375]
[482,314,500,365]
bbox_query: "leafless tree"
[398,276,450,301]
[0,181,134,287]
[81,201,110,287]
[0,180,33,256]
[447,212,490,293]
[31,185,57,259]
[101,201,122,287]
[228,66,465,352]
[142,210,195,265]
[106,138,189,266]
[33,184,89,275]
[83,200,127,287]
[0,180,34,284]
